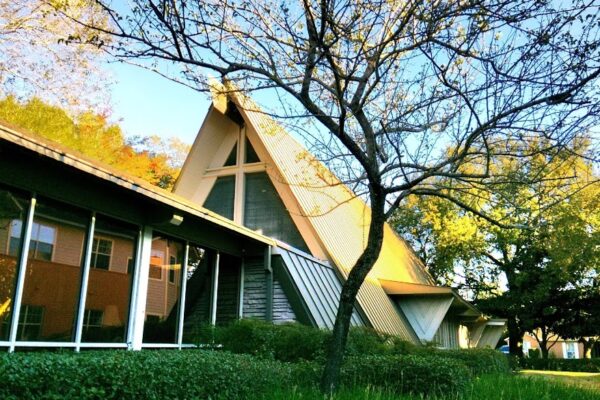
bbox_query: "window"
[144,236,183,344]
[244,172,308,251]
[149,250,163,280]
[83,309,103,331]
[223,143,238,166]
[91,238,112,270]
[16,305,44,341]
[127,257,134,274]
[9,220,55,261]
[83,215,137,343]
[565,342,578,359]
[0,189,29,341]
[168,255,177,284]
[203,175,235,220]
[245,137,260,163]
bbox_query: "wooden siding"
[242,256,296,322]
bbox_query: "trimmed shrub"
[519,357,600,372]
[0,348,486,399]
[344,327,393,356]
[215,319,329,362]
[389,336,420,355]
[270,322,329,362]
[430,349,511,375]
[341,354,470,396]
[205,319,513,376]
[0,350,295,400]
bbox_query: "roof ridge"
[216,81,434,284]
[0,119,274,245]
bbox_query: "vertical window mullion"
[74,212,96,351]
[210,251,220,326]
[126,228,143,349]
[238,256,245,319]
[8,195,36,352]
[177,243,189,349]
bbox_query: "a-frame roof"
[176,82,437,339]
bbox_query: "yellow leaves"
[0,96,184,190]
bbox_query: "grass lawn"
[520,369,600,393]
[265,373,600,400]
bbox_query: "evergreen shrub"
[341,354,471,396]
[0,350,294,400]
[519,357,600,372]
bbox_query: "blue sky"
[107,61,211,144]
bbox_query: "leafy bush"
[0,350,296,400]
[270,322,329,362]
[0,350,474,399]
[389,336,420,355]
[215,319,329,362]
[430,349,511,375]
[341,354,471,396]
[344,327,392,356]
[202,319,513,377]
[519,357,600,372]
[527,348,541,359]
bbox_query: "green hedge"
[519,357,600,372]
[341,354,471,396]
[204,319,511,376]
[213,319,329,362]
[0,349,488,399]
[423,349,511,375]
[212,320,398,362]
[0,350,295,400]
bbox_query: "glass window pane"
[20,199,89,342]
[91,238,112,271]
[245,137,260,163]
[244,172,308,251]
[182,245,210,343]
[37,225,56,245]
[143,234,183,344]
[203,176,235,220]
[82,216,136,343]
[35,242,53,261]
[0,188,29,341]
[223,143,237,167]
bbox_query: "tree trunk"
[320,188,386,394]
[507,317,523,358]
[580,338,594,359]
[541,341,549,359]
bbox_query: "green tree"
[553,288,600,358]
[60,0,600,390]
[393,144,599,358]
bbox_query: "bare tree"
[60,0,600,391]
[0,0,111,112]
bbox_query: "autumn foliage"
[0,96,187,189]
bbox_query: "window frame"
[90,237,113,270]
[82,309,104,331]
[149,250,164,281]
[8,220,56,261]
[16,305,44,341]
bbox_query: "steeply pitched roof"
[204,83,436,338]
[0,119,274,247]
